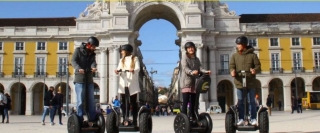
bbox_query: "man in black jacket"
[71,36,99,125]
[41,86,54,125]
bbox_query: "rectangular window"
[271,53,280,70]
[36,57,45,75]
[15,57,23,74]
[249,38,257,47]
[37,42,46,50]
[0,42,2,50]
[293,52,301,70]
[313,37,320,45]
[59,42,68,50]
[292,37,300,46]
[270,38,278,46]
[59,57,67,74]
[220,54,229,70]
[15,42,24,50]
[315,52,320,68]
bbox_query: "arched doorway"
[269,78,284,111]
[94,83,100,103]
[312,77,320,91]
[54,82,71,104]
[32,82,48,115]
[217,80,234,113]
[10,82,26,115]
[291,77,305,98]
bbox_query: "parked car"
[206,105,222,114]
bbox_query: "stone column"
[108,45,120,103]
[99,48,108,103]
[283,86,292,111]
[261,86,269,106]
[196,43,207,112]
[208,45,218,105]
[25,91,33,115]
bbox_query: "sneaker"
[51,122,55,126]
[41,122,45,125]
[59,123,63,125]
[251,119,257,125]
[237,119,244,126]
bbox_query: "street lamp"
[150,67,157,107]
[294,59,299,98]
[16,65,21,115]
[66,54,70,116]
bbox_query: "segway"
[225,70,269,133]
[67,69,106,133]
[173,72,213,133]
[106,69,152,133]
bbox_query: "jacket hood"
[236,45,255,54]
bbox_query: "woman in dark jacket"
[4,93,11,123]
[180,42,211,121]
[53,87,64,125]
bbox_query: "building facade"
[1,1,320,115]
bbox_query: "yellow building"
[234,14,320,111]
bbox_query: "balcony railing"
[12,72,25,78]
[218,69,230,75]
[34,72,47,77]
[93,72,99,78]
[270,68,283,74]
[292,67,305,73]
[56,72,68,77]
[314,66,320,72]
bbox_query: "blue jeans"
[41,106,50,122]
[4,108,9,121]
[50,105,57,123]
[237,88,256,120]
[75,83,96,122]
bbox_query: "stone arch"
[54,82,71,104]
[130,2,185,31]
[290,77,305,98]
[268,78,284,110]
[217,80,234,113]
[9,82,27,115]
[31,82,48,115]
[312,76,320,91]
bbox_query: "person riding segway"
[106,44,152,133]
[68,36,105,133]
[225,36,269,133]
[173,42,213,133]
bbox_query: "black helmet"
[235,36,248,45]
[121,44,133,53]
[184,42,196,51]
[87,36,99,47]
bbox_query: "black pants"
[121,94,138,124]
[0,105,4,122]
[298,105,302,113]
[291,106,298,113]
[182,93,196,119]
[57,106,62,123]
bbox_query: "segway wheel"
[173,113,190,133]
[67,114,80,133]
[106,111,119,133]
[139,112,152,133]
[259,111,269,133]
[225,111,236,133]
[96,113,106,133]
[199,113,212,133]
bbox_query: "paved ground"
[0,110,319,133]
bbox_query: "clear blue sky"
[1,1,320,87]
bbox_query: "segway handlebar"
[117,69,130,73]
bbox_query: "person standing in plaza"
[41,86,54,125]
[266,94,272,116]
[180,41,211,122]
[0,89,7,123]
[112,95,121,112]
[297,96,302,113]
[230,36,261,126]
[52,86,64,125]
[3,93,11,123]
[291,96,298,114]
[277,99,282,111]
[71,36,99,126]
